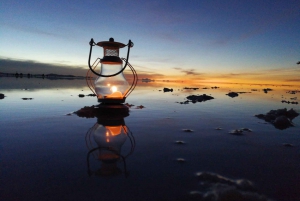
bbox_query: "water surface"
[1,77,300,201]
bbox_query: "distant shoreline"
[0,72,86,80]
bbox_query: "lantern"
[87,37,137,104]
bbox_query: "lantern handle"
[88,38,133,77]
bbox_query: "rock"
[176,158,186,163]
[283,143,294,147]
[78,94,85,97]
[240,128,252,132]
[183,87,199,90]
[175,140,185,144]
[269,108,286,116]
[273,116,293,130]
[229,129,244,135]
[255,114,265,119]
[255,108,299,130]
[136,105,145,109]
[124,103,134,108]
[226,92,239,98]
[0,93,5,99]
[196,172,235,186]
[182,129,193,132]
[186,94,214,102]
[286,108,299,119]
[229,128,252,135]
[193,172,274,201]
[163,88,173,92]
[263,88,272,93]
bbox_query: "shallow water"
[1,77,300,201]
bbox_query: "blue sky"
[1,0,299,84]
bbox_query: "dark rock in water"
[186,94,214,102]
[255,114,265,119]
[182,129,193,132]
[229,128,252,135]
[0,93,5,99]
[136,105,145,109]
[193,172,274,200]
[273,116,293,129]
[183,87,199,90]
[196,172,235,186]
[176,158,186,163]
[175,140,185,144]
[78,94,85,97]
[240,128,252,132]
[263,88,273,93]
[283,143,294,147]
[75,104,129,119]
[87,94,96,97]
[281,100,299,104]
[124,103,135,108]
[229,129,244,135]
[226,92,239,98]
[196,172,256,191]
[255,108,299,130]
[163,88,173,92]
[21,98,33,100]
[286,108,299,119]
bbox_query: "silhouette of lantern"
[87,37,137,104]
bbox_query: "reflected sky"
[1,78,300,201]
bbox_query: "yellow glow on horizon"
[124,70,300,87]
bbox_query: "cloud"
[1,22,62,38]
[0,58,86,76]
[173,67,203,76]
[0,58,168,81]
[285,79,300,82]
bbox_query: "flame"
[111,86,117,93]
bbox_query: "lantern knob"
[109,38,114,42]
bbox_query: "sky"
[1,0,300,85]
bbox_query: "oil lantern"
[87,37,137,104]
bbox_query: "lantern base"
[98,97,126,104]
[75,104,129,119]
[97,103,129,118]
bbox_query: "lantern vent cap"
[97,38,126,48]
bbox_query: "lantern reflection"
[85,114,135,176]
